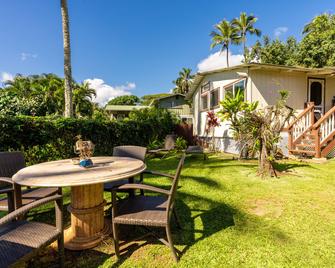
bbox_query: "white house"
[187,63,335,158]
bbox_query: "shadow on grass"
[273,162,312,172]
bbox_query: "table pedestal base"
[64,183,111,250]
[64,219,111,250]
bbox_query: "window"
[224,79,246,99]
[201,82,210,93]
[225,85,233,99]
[210,88,220,108]
[234,80,245,96]
[201,94,208,110]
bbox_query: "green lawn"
[13,154,335,267]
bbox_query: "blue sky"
[0,0,334,103]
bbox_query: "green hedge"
[0,116,175,165]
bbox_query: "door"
[308,78,325,116]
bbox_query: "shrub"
[0,115,176,165]
[174,137,188,151]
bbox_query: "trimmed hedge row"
[0,116,175,165]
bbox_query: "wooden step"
[304,134,316,139]
[301,139,316,143]
[296,143,315,148]
[289,149,316,155]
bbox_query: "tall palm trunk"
[226,46,229,67]
[61,0,73,117]
[242,33,247,62]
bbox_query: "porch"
[288,102,335,158]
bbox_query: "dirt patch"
[248,199,283,218]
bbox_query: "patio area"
[6,153,335,267]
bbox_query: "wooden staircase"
[288,102,335,158]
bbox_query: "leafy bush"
[174,137,188,151]
[0,115,176,165]
[128,107,179,135]
[147,135,164,150]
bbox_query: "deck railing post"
[288,129,293,152]
[313,128,321,158]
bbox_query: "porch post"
[313,128,321,158]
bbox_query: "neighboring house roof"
[187,63,335,99]
[105,105,149,112]
[149,93,185,106]
[154,93,185,101]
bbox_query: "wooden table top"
[13,156,146,187]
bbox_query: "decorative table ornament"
[74,135,95,168]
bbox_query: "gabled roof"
[105,105,149,112]
[186,63,335,99]
[154,93,185,101]
[149,93,186,106]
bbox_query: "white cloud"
[0,72,14,83]
[20,52,38,61]
[84,78,136,106]
[274,27,288,38]
[197,51,243,72]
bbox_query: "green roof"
[105,105,149,112]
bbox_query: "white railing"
[313,106,335,145]
[288,103,315,145]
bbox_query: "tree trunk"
[243,39,247,63]
[226,46,229,67]
[258,139,276,178]
[61,0,73,118]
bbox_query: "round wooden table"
[13,156,146,250]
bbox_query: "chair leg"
[7,191,15,213]
[166,224,179,262]
[112,222,120,258]
[139,173,144,196]
[58,235,65,268]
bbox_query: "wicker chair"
[104,146,147,197]
[111,154,185,262]
[0,152,59,212]
[0,193,64,267]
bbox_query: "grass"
[8,153,335,267]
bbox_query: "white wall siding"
[325,77,335,112]
[250,69,307,111]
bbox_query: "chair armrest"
[0,188,13,194]
[0,194,63,226]
[115,183,170,195]
[0,177,14,185]
[0,177,14,195]
[142,170,174,179]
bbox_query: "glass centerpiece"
[73,135,95,168]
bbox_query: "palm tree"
[61,0,73,117]
[210,20,240,67]
[73,81,96,117]
[172,68,194,94]
[232,12,261,62]
[4,74,31,97]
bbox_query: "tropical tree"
[295,13,335,67]
[250,35,298,65]
[1,73,96,117]
[4,74,32,97]
[172,68,194,94]
[232,12,261,62]
[219,90,294,177]
[61,0,73,117]
[210,19,241,67]
[73,82,96,117]
[107,95,140,106]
